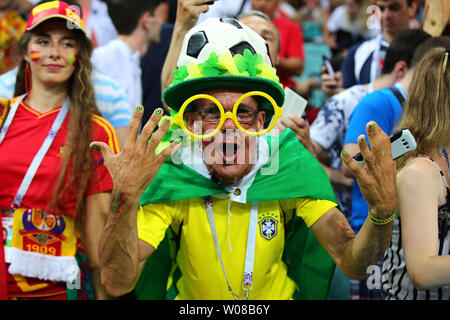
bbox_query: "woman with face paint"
[0,1,119,300]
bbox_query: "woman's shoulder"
[91,113,114,129]
[398,157,445,195]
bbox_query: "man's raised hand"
[90,106,181,197]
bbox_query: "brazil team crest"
[258,213,278,240]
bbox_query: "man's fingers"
[90,141,114,164]
[147,116,172,154]
[357,134,373,168]
[138,108,164,153]
[341,148,364,179]
[365,121,391,160]
[288,114,308,128]
[279,117,296,133]
[276,121,286,133]
[157,137,183,164]
[281,116,308,137]
[124,105,145,152]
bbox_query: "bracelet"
[368,208,396,225]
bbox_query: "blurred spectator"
[237,10,280,66]
[0,0,26,74]
[293,0,329,44]
[290,0,331,122]
[76,0,118,48]
[278,0,297,18]
[340,0,418,89]
[251,0,305,89]
[141,0,175,126]
[92,0,166,112]
[196,0,252,24]
[327,0,378,56]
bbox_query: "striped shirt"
[0,67,131,129]
[382,156,450,300]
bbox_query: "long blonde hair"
[396,47,450,169]
[14,29,101,219]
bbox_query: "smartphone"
[352,128,417,167]
[322,55,335,76]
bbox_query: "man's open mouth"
[221,142,240,164]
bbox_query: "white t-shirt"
[91,38,142,111]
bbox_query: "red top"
[273,16,305,89]
[0,97,119,299]
[0,98,118,214]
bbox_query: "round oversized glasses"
[172,91,283,140]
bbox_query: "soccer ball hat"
[26,1,86,35]
[162,18,285,124]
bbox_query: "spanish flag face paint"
[67,52,77,66]
[30,50,40,62]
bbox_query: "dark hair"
[107,0,165,35]
[410,36,450,68]
[382,29,430,74]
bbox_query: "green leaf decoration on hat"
[217,51,242,75]
[170,50,282,88]
[173,66,188,84]
[243,49,263,77]
[199,52,227,77]
[256,62,280,84]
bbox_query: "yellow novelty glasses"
[172,91,283,140]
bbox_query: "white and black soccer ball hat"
[177,17,274,67]
[163,17,285,118]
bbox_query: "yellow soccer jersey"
[137,197,336,300]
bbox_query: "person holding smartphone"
[381,47,450,300]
